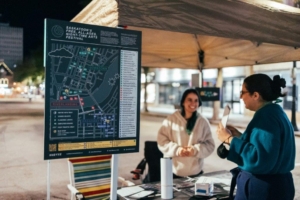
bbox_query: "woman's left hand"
[185,146,194,156]
[217,122,232,142]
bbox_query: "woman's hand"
[226,125,242,138]
[178,147,194,157]
[178,147,189,157]
[185,146,195,156]
[217,122,232,143]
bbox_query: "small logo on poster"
[51,25,64,38]
[49,144,57,152]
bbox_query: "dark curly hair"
[243,74,286,101]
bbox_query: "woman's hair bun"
[273,75,286,88]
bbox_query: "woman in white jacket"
[157,88,215,178]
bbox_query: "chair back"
[143,141,163,183]
[68,155,112,200]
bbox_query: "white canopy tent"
[72,0,300,70]
[71,4,300,192]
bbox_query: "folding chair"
[67,155,112,200]
[130,141,163,183]
[143,141,163,183]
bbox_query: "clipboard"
[221,105,231,128]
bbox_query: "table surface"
[118,170,233,200]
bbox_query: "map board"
[43,19,141,160]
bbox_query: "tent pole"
[291,61,298,131]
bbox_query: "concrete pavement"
[141,103,300,136]
[0,97,300,199]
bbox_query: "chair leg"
[68,184,79,200]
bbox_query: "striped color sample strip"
[69,155,112,200]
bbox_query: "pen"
[148,194,161,197]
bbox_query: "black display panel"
[44,19,141,160]
[196,87,220,101]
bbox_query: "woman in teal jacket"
[217,74,295,200]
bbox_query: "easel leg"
[110,154,119,200]
[47,160,51,200]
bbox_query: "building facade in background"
[0,23,23,69]
[141,62,300,114]
[0,62,13,95]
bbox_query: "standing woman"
[157,88,215,178]
[217,74,295,200]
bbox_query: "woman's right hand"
[226,125,242,138]
[178,146,196,157]
[178,147,186,157]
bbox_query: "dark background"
[0,0,87,57]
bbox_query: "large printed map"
[49,46,119,139]
[44,19,141,160]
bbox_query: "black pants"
[135,158,147,173]
[235,170,294,200]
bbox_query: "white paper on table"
[117,186,144,197]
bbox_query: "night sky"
[0,0,86,57]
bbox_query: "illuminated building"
[0,23,23,69]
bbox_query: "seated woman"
[157,88,215,178]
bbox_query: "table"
[118,170,233,200]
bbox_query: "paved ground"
[0,97,300,199]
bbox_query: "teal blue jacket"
[227,103,295,174]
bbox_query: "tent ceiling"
[72,0,300,69]
[127,26,300,69]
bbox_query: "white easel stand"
[47,160,51,200]
[110,154,119,200]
